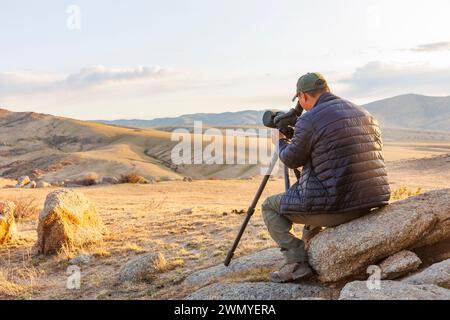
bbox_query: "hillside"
[364,94,450,131]
[97,94,450,132]
[1,107,450,184]
[0,108,266,183]
[0,108,181,183]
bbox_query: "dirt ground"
[0,152,449,300]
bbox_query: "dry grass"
[81,172,100,186]
[119,172,148,184]
[9,197,40,222]
[0,177,437,300]
[391,186,423,201]
[0,250,40,298]
[151,253,185,273]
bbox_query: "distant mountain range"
[97,110,267,128]
[96,94,450,132]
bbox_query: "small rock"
[0,201,16,244]
[37,181,51,188]
[183,177,193,182]
[231,209,246,215]
[118,253,162,283]
[159,176,176,182]
[178,208,193,215]
[339,280,450,300]
[15,176,30,188]
[70,253,92,265]
[24,181,37,189]
[101,177,119,185]
[402,259,450,289]
[378,250,422,280]
[186,282,337,300]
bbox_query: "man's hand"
[271,129,287,145]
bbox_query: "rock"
[183,248,284,287]
[24,181,37,189]
[35,189,105,254]
[231,209,246,215]
[178,208,193,215]
[183,177,193,182]
[411,190,450,249]
[15,175,30,188]
[70,253,92,265]
[37,181,51,188]
[159,176,177,182]
[339,280,450,300]
[378,250,422,280]
[308,189,450,283]
[118,253,163,283]
[101,177,119,185]
[0,201,16,244]
[402,259,450,289]
[186,282,337,300]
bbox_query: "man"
[263,72,391,283]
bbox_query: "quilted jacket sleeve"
[278,116,314,169]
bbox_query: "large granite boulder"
[308,189,450,283]
[0,201,16,244]
[35,189,105,254]
[186,282,338,300]
[402,259,450,289]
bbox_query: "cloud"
[64,65,173,88]
[340,61,450,98]
[0,65,176,96]
[410,41,450,52]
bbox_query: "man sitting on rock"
[263,72,391,283]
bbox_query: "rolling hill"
[0,108,267,183]
[364,94,450,131]
[1,95,450,184]
[97,94,450,132]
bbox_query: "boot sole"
[270,268,313,283]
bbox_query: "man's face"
[298,92,312,111]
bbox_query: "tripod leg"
[224,152,279,266]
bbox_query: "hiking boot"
[270,262,313,283]
[302,225,322,247]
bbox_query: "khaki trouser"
[262,193,371,264]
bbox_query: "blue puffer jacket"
[279,92,391,215]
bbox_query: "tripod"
[224,152,300,267]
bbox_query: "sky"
[1,0,450,120]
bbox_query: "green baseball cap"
[292,72,328,101]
